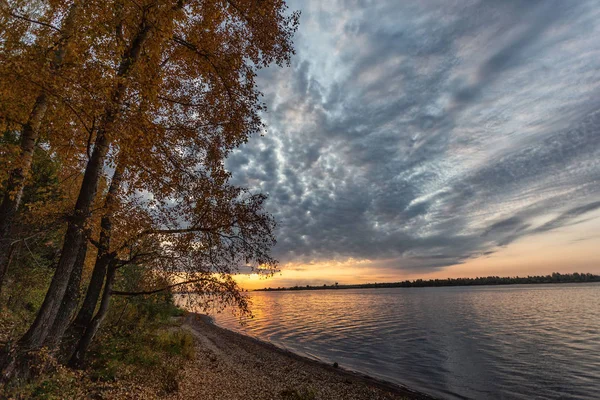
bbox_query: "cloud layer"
[226,0,600,273]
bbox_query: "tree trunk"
[69,264,116,369]
[0,0,81,289]
[0,243,16,299]
[64,162,124,358]
[16,132,110,352]
[43,243,88,352]
[12,19,152,357]
[63,254,110,355]
[0,95,48,282]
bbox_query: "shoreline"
[173,312,436,400]
[253,276,600,292]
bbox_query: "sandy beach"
[168,313,434,400]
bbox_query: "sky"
[226,0,600,289]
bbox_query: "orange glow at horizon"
[236,211,600,290]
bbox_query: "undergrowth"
[0,274,195,399]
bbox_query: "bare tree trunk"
[69,264,116,369]
[64,162,124,357]
[0,1,81,289]
[16,134,110,350]
[43,244,88,352]
[62,254,110,355]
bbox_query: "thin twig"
[8,12,62,32]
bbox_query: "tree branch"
[88,237,101,249]
[7,12,62,32]
[136,219,239,237]
[110,277,222,296]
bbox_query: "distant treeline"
[256,272,600,291]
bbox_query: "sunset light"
[1,1,599,399]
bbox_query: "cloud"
[226,0,600,273]
[533,201,600,234]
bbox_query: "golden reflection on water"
[213,284,600,400]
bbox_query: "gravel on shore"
[168,313,435,400]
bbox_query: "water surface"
[213,284,600,399]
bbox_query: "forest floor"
[0,292,196,400]
[169,313,434,400]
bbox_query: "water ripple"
[212,283,600,400]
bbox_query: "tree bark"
[0,0,80,289]
[43,243,88,352]
[69,264,116,369]
[0,243,16,299]
[16,133,110,351]
[63,254,110,354]
[64,162,124,358]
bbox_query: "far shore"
[172,313,435,400]
[255,272,600,292]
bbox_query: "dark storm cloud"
[226,0,600,271]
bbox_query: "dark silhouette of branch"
[7,12,62,32]
[110,277,224,296]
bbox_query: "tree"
[69,182,277,367]
[0,131,75,293]
[1,0,298,381]
[0,0,83,288]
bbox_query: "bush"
[80,292,196,396]
[1,286,196,399]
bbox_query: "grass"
[83,294,196,394]
[0,275,196,399]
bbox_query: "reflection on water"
[212,283,600,399]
